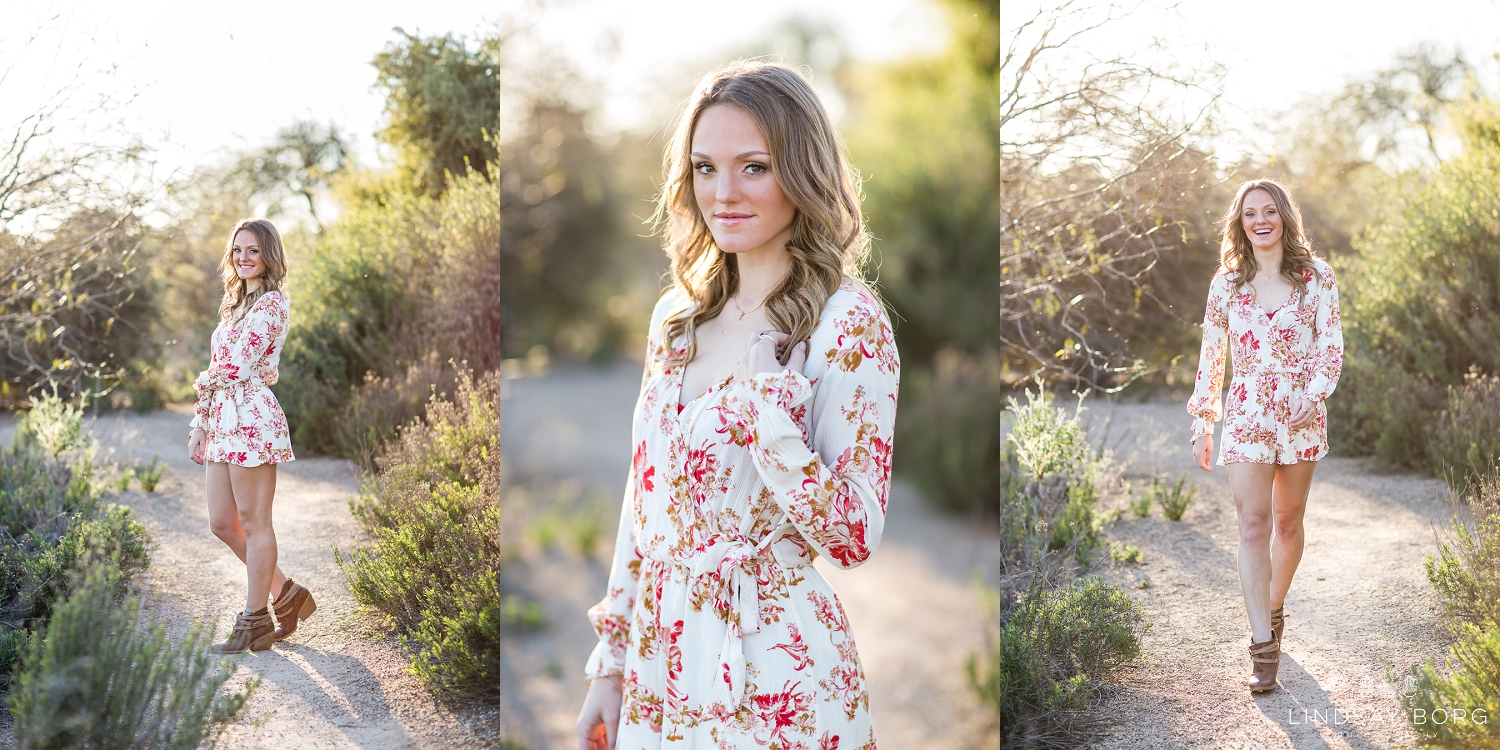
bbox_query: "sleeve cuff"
[1191,417,1213,441]
[740,369,813,412]
[582,641,623,682]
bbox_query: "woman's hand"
[1288,396,1316,431]
[576,676,622,750]
[1193,434,1213,473]
[734,330,808,384]
[188,429,206,466]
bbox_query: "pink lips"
[715,212,751,227]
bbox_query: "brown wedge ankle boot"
[271,579,317,641]
[1247,637,1280,692]
[1271,607,1289,643]
[212,608,276,654]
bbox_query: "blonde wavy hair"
[1217,178,1323,300]
[653,61,871,366]
[218,218,288,322]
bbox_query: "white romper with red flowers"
[189,290,295,467]
[1187,259,1344,465]
[585,277,898,750]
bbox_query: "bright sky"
[502,0,948,134]
[1003,0,1500,155]
[1,1,497,183]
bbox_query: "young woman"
[187,218,317,654]
[1187,178,1344,692]
[575,62,898,750]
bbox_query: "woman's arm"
[582,457,644,681]
[731,298,899,570]
[1302,265,1343,404]
[1187,275,1230,441]
[195,294,287,394]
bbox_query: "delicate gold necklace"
[732,294,766,321]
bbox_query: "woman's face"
[1240,188,1284,252]
[690,105,796,255]
[232,229,266,281]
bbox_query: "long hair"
[218,218,288,322]
[1216,178,1322,300]
[652,61,871,366]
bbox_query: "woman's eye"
[745,162,768,175]
[694,163,714,175]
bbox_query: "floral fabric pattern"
[1187,259,1344,465]
[586,278,898,750]
[190,291,295,467]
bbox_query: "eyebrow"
[690,150,771,160]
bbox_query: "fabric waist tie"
[671,521,806,708]
[205,380,262,432]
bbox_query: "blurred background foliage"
[498,0,1001,517]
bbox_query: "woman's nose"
[715,172,741,203]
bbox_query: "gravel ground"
[0,407,498,749]
[1072,395,1458,750]
[500,360,1002,750]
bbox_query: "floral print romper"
[190,291,296,467]
[1187,259,1344,465]
[586,278,899,750]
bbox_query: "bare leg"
[1269,460,1318,610]
[207,462,286,610]
[1228,462,1276,643]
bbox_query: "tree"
[231,121,349,230]
[1000,0,1224,390]
[373,29,500,197]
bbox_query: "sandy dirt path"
[500,360,1001,750]
[1071,396,1457,749]
[1,407,497,749]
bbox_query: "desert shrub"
[1399,468,1500,748]
[1153,474,1198,522]
[7,562,255,750]
[1000,576,1150,748]
[1330,128,1500,469]
[334,355,459,472]
[893,351,1001,516]
[993,387,1143,744]
[280,160,498,457]
[1425,471,1500,630]
[1128,492,1152,518]
[1426,370,1500,492]
[336,369,498,698]
[136,458,165,492]
[1111,545,1143,564]
[1392,623,1500,749]
[0,399,152,682]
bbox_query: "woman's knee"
[209,517,241,542]
[1274,516,1304,540]
[237,510,272,536]
[1240,516,1272,544]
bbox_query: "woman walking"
[187,218,317,654]
[575,62,898,749]
[1187,178,1344,692]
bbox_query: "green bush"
[1401,468,1500,748]
[136,458,165,493]
[1331,130,1500,469]
[1001,577,1150,748]
[1128,490,1152,518]
[1111,545,1143,564]
[894,351,1001,516]
[1427,370,1500,493]
[0,401,152,683]
[1007,389,1091,481]
[1153,474,1198,522]
[7,562,255,750]
[280,159,498,458]
[1425,471,1500,630]
[1392,623,1500,749]
[336,369,499,698]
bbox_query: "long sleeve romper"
[190,290,296,467]
[1187,258,1343,465]
[585,278,899,750]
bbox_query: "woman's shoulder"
[819,277,891,328]
[813,277,899,375]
